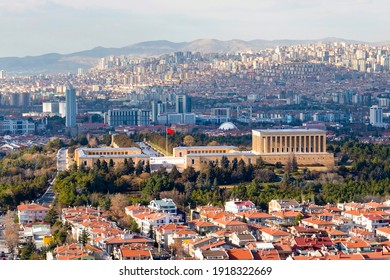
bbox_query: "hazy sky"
[0,0,389,57]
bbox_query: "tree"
[78,229,91,246]
[103,133,112,146]
[113,134,137,147]
[88,137,99,148]
[207,141,218,146]
[144,161,151,173]
[182,167,197,183]
[183,135,195,146]
[78,135,89,146]
[124,158,135,174]
[3,212,19,258]
[255,157,265,169]
[128,217,140,234]
[110,193,128,222]
[44,207,59,226]
[102,160,109,173]
[221,156,229,169]
[20,241,39,260]
[169,165,180,181]
[294,213,303,226]
[95,159,101,170]
[135,160,144,175]
[52,221,72,246]
[292,155,298,172]
[148,225,154,239]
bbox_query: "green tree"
[294,213,303,226]
[135,160,144,175]
[44,208,59,226]
[20,241,37,260]
[148,225,154,239]
[78,229,91,246]
[109,159,115,168]
[129,217,140,234]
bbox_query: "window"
[191,159,195,164]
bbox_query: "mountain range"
[1,38,389,75]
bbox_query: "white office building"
[370,105,384,127]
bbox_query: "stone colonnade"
[260,134,326,154]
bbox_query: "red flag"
[166,128,174,135]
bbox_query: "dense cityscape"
[1,38,390,262]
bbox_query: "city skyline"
[0,0,389,57]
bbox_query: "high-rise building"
[65,84,77,128]
[59,102,66,118]
[151,101,165,123]
[370,105,384,127]
[106,109,150,127]
[42,102,60,114]
[0,70,6,79]
[77,68,84,76]
[176,94,191,114]
[19,93,31,107]
[151,101,158,123]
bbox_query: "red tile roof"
[252,249,280,260]
[226,249,254,260]
[17,203,50,211]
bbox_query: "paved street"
[137,142,162,157]
[0,215,10,258]
[57,147,68,172]
[36,148,68,206]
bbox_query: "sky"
[0,0,389,57]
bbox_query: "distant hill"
[0,38,383,75]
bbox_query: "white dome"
[218,122,238,130]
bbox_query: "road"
[57,147,68,172]
[0,215,10,258]
[137,142,162,157]
[36,148,68,206]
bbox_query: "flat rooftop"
[253,128,325,133]
[173,145,238,150]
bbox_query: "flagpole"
[166,127,168,156]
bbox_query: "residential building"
[148,198,177,215]
[225,199,256,214]
[17,203,50,224]
[370,105,384,127]
[268,199,302,213]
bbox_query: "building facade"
[175,94,191,114]
[65,84,77,128]
[73,129,334,171]
[106,109,151,127]
[0,119,35,134]
[17,203,50,224]
[178,129,334,170]
[74,147,149,169]
[370,105,384,127]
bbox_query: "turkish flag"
[166,128,175,135]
